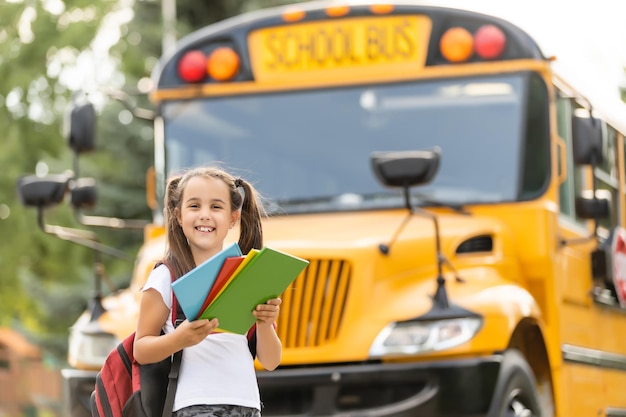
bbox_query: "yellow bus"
[32,1,626,417]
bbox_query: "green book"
[199,246,309,334]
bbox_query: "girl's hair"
[163,166,265,279]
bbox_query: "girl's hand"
[176,318,219,348]
[253,297,281,326]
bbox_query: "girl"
[134,166,282,417]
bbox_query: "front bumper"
[257,356,502,417]
[62,356,501,417]
[61,368,98,417]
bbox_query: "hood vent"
[456,235,493,254]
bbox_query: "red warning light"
[178,50,207,83]
[474,25,506,59]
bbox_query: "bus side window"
[595,124,619,233]
[520,74,550,199]
[556,94,585,221]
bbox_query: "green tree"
[0,0,123,358]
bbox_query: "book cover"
[198,255,245,315]
[199,247,309,334]
[171,242,243,320]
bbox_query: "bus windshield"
[163,73,527,213]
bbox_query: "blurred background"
[1,0,625,415]
[0,1,303,415]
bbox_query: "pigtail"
[164,174,195,278]
[236,179,264,254]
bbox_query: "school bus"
[18,1,626,416]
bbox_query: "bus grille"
[277,258,351,348]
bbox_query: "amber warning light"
[439,24,506,63]
[177,47,241,83]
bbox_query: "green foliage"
[0,0,120,359]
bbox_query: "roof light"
[370,4,394,14]
[440,27,474,63]
[474,24,506,59]
[326,5,350,17]
[207,47,240,81]
[178,50,207,83]
[282,7,305,22]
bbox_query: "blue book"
[171,242,243,320]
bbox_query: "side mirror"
[67,100,96,154]
[572,110,603,166]
[371,148,441,188]
[70,178,97,209]
[16,175,69,208]
[575,189,610,220]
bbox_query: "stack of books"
[171,242,309,334]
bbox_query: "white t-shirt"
[143,264,260,411]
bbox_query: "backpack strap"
[154,260,186,326]
[246,324,257,359]
[156,261,184,417]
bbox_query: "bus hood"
[257,209,523,365]
[261,208,504,257]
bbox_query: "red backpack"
[90,264,257,417]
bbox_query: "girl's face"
[177,176,240,265]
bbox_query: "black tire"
[487,349,543,417]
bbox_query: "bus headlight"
[68,322,119,368]
[369,317,483,357]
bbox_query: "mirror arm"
[378,213,412,255]
[379,180,450,307]
[36,207,129,259]
[102,87,155,121]
[35,207,129,322]
[379,182,414,255]
[412,206,450,309]
[87,251,106,322]
[74,211,149,229]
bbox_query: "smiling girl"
[133,166,282,417]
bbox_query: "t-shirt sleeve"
[143,264,173,310]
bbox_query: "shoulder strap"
[247,324,257,359]
[162,350,182,417]
[159,262,184,417]
[153,260,186,326]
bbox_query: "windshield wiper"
[413,196,469,215]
